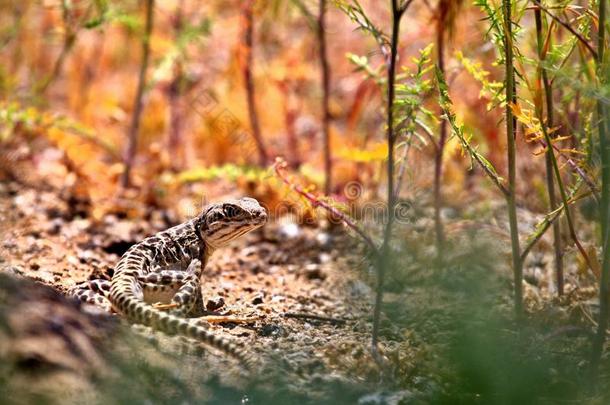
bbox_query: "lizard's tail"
[119,294,254,369]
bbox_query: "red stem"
[273,159,379,253]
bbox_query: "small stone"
[301,264,326,280]
[249,263,263,274]
[441,207,458,220]
[103,214,118,225]
[258,324,285,337]
[3,240,17,249]
[278,222,300,239]
[206,296,225,311]
[318,253,332,264]
[30,262,40,271]
[67,256,80,266]
[220,281,235,291]
[270,295,285,303]
[46,218,64,235]
[5,266,24,276]
[78,250,96,264]
[316,232,332,249]
[24,237,41,253]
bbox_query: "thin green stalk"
[534,2,563,295]
[436,68,508,196]
[433,8,447,261]
[503,0,523,317]
[373,0,407,352]
[521,184,589,262]
[530,0,597,60]
[536,112,594,282]
[38,0,77,95]
[318,0,333,195]
[242,0,269,166]
[524,4,596,289]
[591,0,609,383]
[121,0,155,188]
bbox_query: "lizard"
[72,197,267,367]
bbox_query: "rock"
[205,296,225,311]
[348,280,373,299]
[318,252,332,264]
[258,324,286,338]
[219,281,235,291]
[67,256,80,266]
[278,222,300,239]
[46,218,64,235]
[78,250,97,264]
[3,240,17,249]
[270,295,285,303]
[251,293,264,305]
[316,232,332,249]
[300,264,326,280]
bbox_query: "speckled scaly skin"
[76,197,267,367]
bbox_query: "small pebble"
[301,264,326,280]
[206,296,225,311]
[278,222,300,239]
[220,281,235,291]
[2,240,17,249]
[46,218,64,235]
[316,232,332,249]
[251,294,264,305]
[318,253,332,264]
[258,324,285,337]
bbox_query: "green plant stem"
[435,67,508,196]
[167,0,185,171]
[530,0,597,60]
[242,0,269,167]
[534,3,563,295]
[38,0,77,95]
[318,0,332,195]
[535,121,594,277]
[520,185,589,262]
[433,12,447,262]
[373,0,406,352]
[503,0,523,318]
[121,0,154,188]
[523,68,596,292]
[591,0,609,383]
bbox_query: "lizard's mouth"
[205,215,267,248]
[253,210,268,225]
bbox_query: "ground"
[0,177,608,404]
[0,180,418,404]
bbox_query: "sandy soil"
[0,180,415,404]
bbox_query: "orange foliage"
[0,0,576,218]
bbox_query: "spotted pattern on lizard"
[72,197,267,367]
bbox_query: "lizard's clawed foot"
[152,302,180,311]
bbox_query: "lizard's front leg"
[165,272,202,317]
[168,258,204,317]
[140,260,204,317]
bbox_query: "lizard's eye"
[223,205,239,217]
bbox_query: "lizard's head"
[199,197,267,249]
